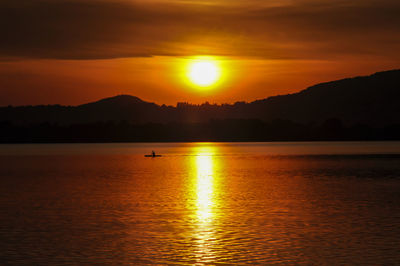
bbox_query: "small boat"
[145,150,161,158]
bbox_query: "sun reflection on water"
[196,151,214,222]
[191,145,219,263]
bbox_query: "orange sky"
[0,0,399,106]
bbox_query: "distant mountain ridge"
[80,95,146,107]
[1,69,400,127]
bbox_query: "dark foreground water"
[0,142,400,265]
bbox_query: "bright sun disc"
[188,60,220,87]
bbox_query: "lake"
[0,142,400,264]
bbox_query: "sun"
[188,59,220,87]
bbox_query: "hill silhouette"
[250,69,400,126]
[1,69,400,142]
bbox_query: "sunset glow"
[188,59,220,88]
[0,0,398,106]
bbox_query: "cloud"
[0,0,399,60]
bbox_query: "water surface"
[0,142,400,264]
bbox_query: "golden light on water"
[191,145,219,262]
[195,149,215,222]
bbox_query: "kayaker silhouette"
[152,150,156,157]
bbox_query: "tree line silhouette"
[1,69,400,142]
[1,118,400,143]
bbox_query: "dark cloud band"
[1,0,399,60]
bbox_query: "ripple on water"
[0,142,400,264]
